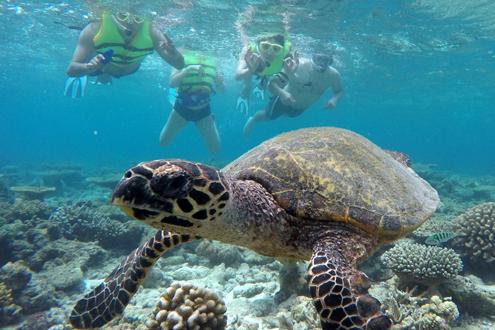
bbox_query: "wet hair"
[257,34,285,46]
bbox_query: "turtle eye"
[124,170,132,179]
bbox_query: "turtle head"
[111,160,230,233]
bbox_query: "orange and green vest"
[249,40,291,77]
[178,51,217,94]
[93,12,154,66]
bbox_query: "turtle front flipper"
[308,242,391,330]
[70,230,194,329]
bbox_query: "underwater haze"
[1,1,495,330]
[0,0,494,174]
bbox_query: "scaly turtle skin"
[70,127,439,330]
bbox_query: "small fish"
[425,231,456,246]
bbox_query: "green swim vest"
[179,51,217,93]
[93,12,154,66]
[249,40,291,77]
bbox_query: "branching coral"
[381,242,462,283]
[0,281,22,326]
[372,278,459,330]
[452,202,495,267]
[147,282,227,330]
[49,202,143,249]
[2,200,52,222]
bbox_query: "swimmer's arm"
[235,47,254,81]
[66,23,99,77]
[267,73,289,97]
[169,67,188,87]
[151,26,185,70]
[325,68,344,108]
[215,70,225,93]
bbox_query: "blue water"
[1,1,494,174]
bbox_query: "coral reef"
[371,277,459,330]
[147,282,227,330]
[440,275,495,318]
[451,202,495,270]
[195,240,243,266]
[0,261,58,315]
[0,199,52,222]
[413,164,495,213]
[381,242,462,284]
[49,201,144,250]
[0,176,13,202]
[86,173,121,189]
[0,281,22,326]
[274,262,308,303]
[31,167,84,188]
[10,185,56,201]
[412,214,456,241]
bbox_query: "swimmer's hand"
[236,96,249,116]
[86,54,105,73]
[283,56,298,73]
[185,64,203,74]
[279,91,295,106]
[324,99,337,110]
[245,50,263,73]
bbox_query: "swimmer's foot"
[94,73,112,85]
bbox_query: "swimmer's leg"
[196,115,220,154]
[159,109,188,146]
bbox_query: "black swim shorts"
[174,97,212,122]
[266,96,305,120]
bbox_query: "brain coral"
[147,282,227,330]
[452,202,495,267]
[381,242,462,282]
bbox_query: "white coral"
[381,242,462,282]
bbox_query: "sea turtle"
[70,127,439,329]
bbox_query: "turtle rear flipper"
[308,238,392,330]
[70,231,193,329]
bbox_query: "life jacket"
[178,51,217,94]
[249,40,291,77]
[93,12,154,66]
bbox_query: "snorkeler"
[243,52,344,137]
[159,50,224,154]
[64,10,184,98]
[234,33,292,115]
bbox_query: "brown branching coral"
[0,281,22,326]
[452,202,495,267]
[147,282,227,330]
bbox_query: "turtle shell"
[223,127,439,241]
